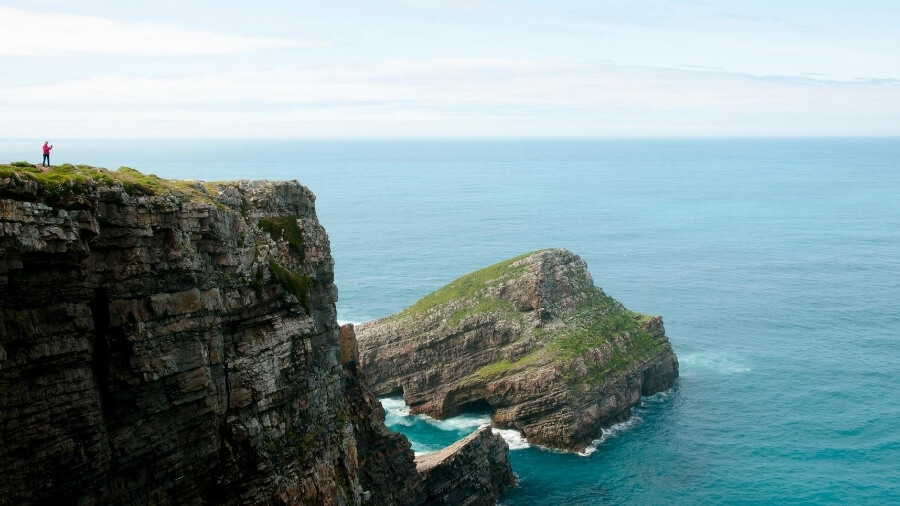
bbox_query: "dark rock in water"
[416,426,516,506]
[356,248,679,451]
[0,164,513,505]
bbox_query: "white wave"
[379,396,492,431]
[420,412,492,431]
[642,390,672,404]
[577,415,642,457]
[378,396,531,451]
[337,319,363,326]
[679,352,752,375]
[379,396,415,426]
[492,427,531,450]
[379,396,410,415]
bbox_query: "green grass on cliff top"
[1,162,223,201]
[398,249,549,318]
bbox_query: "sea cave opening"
[385,384,404,397]
[447,398,494,419]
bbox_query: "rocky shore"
[356,249,679,451]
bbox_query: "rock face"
[356,249,679,451]
[415,426,516,506]
[0,165,513,505]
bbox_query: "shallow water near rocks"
[4,138,898,504]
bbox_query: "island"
[356,249,679,451]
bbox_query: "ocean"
[3,138,899,504]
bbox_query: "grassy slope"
[384,249,665,384]
[398,250,543,318]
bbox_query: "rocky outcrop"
[356,249,679,451]
[415,426,516,506]
[0,165,513,505]
[338,324,424,505]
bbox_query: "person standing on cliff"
[42,141,53,167]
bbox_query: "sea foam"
[492,428,532,450]
[578,416,642,457]
[378,397,531,451]
[679,352,752,375]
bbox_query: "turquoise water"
[3,139,899,504]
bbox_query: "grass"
[379,248,666,386]
[268,260,310,311]
[474,350,541,381]
[401,249,548,317]
[0,162,228,207]
[544,290,664,382]
[574,327,663,387]
[258,216,304,260]
[549,311,637,360]
[446,297,520,328]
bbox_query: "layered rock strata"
[0,165,513,505]
[357,249,679,451]
[415,426,516,506]
[339,324,514,506]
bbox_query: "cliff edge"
[0,164,513,505]
[356,249,679,451]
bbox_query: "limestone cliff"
[0,164,513,505]
[356,249,679,451]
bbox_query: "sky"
[2,0,899,138]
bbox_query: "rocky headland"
[356,249,679,451]
[0,163,513,505]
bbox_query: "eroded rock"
[416,426,515,506]
[357,249,679,451]
[2,168,473,505]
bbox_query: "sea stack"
[356,249,679,451]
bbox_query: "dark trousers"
[42,154,50,166]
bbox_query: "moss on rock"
[258,216,304,260]
[0,162,228,207]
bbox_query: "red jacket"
[43,144,52,155]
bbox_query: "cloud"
[0,6,313,56]
[2,59,899,137]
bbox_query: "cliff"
[415,426,516,506]
[356,249,679,451]
[0,164,513,505]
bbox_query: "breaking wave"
[492,428,532,450]
[578,416,642,457]
[378,396,531,452]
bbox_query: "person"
[42,141,53,167]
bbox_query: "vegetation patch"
[258,216,304,260]
[474,350,541,381]
[446,297,520,328]
[545,290,664,383]
[268,260,310,311]
[0,163,230,207]
[549,312,638,360]
[401,250,548,318]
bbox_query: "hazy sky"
[2,0,899,138]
